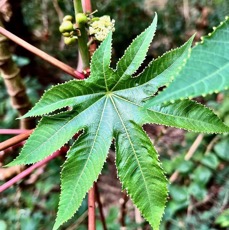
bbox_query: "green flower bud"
[64,37,77,45]
[59,21,74,33]
[63,15,73,22]
[76,13,88,24]
[62,32,71,37]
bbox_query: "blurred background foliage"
[0,0,229,229]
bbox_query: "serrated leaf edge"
[114,126,168,230]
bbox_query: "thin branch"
[184,134,204,161]
[0,129,33,151]
[95,183,107,230]
[0,27,84,79]
[66,211,88,230]
[170,134,204,183]
[88,184,96,230]
[204,135,219,155]
[0,129,29,135]
[0,147,67,193]
[52,0,64,23]
[73,0,90,69]
[120,191,129,227]
[82,0,92,12]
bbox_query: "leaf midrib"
[59,97,109,220]
[113,94,224,130]
[21,97,106,163]
[110,96,154,212]
[110,29,155,92]
[25,92,104,118]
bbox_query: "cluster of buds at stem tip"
[59,15,78,45]
[59,12,115,45]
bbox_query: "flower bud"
[64,37,77,45]
[63,15,73,22]
[59,21,74,33]
[76,13,88,24]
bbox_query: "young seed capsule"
[63,15,73,22]
[64,37,77,45]
[62,32,71,37]
[76,13,88,24]
[59,21,74,33]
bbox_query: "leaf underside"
[9,15,229,230]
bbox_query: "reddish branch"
[0,129,33,151]
[0,27,85,79]
[88,185,96,230]
[79,1,98,229]
[0,146,67,193]
[0,129,29,135]
[120,191,129,227]
[95,183,107,230]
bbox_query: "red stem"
[95,183,107,230]
[0,27,85,79]
[0,129,29,135]
[0,130,33,151]
[0,147,67,193]
[82,0,92,12]
[88,184,96,230]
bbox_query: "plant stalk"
[0,129,29,135]
[73,1,96,229]
[73,0,90,70]
[0,129,33,151]
[95,183,107,230]
[88,185,96,230]
[0,26,85,79]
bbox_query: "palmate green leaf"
[11,15,229,230]
[146,16,229,106]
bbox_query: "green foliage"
[8,15,229,230]
[0,158,88,230]
[214,138,229,161]
[215,209,229,228]
[145,16,229,106]
[161,132,229,230]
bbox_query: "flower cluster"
[59,15,78,45]
[89,16,115,41]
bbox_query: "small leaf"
[215,209,229,227]
[169,185,188,203]
[201,153,219,170]
[188,182,207,201]
[148,17,229,105]
[191,166,212,185]
[214,139,229,161]
[177,161,194,174]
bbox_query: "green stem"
[73,0,90,69]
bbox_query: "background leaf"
[147,17,229,105]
